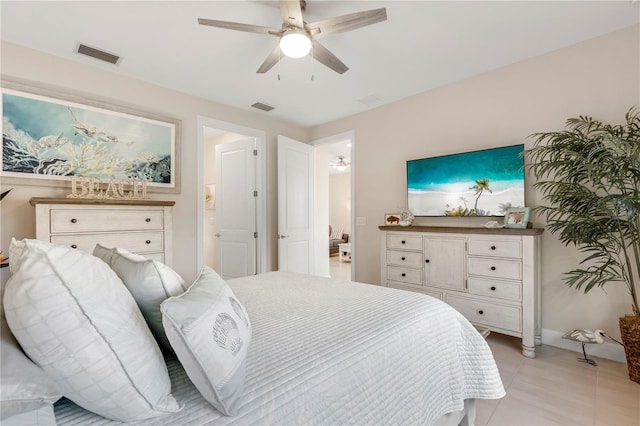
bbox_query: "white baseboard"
[542,328,627,364]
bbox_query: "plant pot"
[619,315,640,384]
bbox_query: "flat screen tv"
[407,144,525,217]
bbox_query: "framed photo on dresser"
[504,207,530,229]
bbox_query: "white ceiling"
[1,1,638,128]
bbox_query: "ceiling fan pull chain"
[310,44,314,81]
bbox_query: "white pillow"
[330,227,344,240]
[0,404,57,426]
[0,303,61,424]
[161,266,251,416]
[3,239,181,422]
[93,244,186,350]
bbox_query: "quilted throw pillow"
[93,244,187,350]
[161,266,251,416]
[0,302,61,425]
[3,239,181,422]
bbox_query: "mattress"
[55,271,505,425]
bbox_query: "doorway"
[311,131,354,281]
[196,116,267,277]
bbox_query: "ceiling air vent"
[251,102,275,112]
[76,43,121,65]
[357,94,383,107]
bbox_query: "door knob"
[278,234,289,239]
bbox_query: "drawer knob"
[145,240,151,245]
[490,245,496,250]
[491,266,496,271]
[70,244,78,249]
[401,240,406,244]
[401,273,406,277]
[491,286,496,291]
[145,218,151,223]
[401,257,406,261]
[478,310,484,315]
[425,259,430,263]
[70,218,77,223]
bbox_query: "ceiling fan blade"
[256,44,282,74]
[311,41,348,74]
[279,0,305,28]
[198,18,282,36]
[307,8,387,40]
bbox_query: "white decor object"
[68,177,149,200]
[161,266,252,416]
[93,244,187,350]
[380,226,543,358]
[30,197,174,265]
[3,239,181,421]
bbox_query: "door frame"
[196,116,267,275]
[310,130,355,281]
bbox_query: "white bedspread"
[55,272,505,425]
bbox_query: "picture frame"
[205,184,216,210]
[384,213,402,226]
[1,80,181,193]
[504,207,530,229]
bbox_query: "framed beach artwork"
[1,80,181,193]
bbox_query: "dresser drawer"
[468,277,522,301]
[447,295,521,332]
[468,237,522,259]
[386,250,423,268]
[389,283,443,301]
[50,231,164,254]
[50,209,163,233]
[468,257,522,280]
[387,234,422,250]
[387,266,422,285]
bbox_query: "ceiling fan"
[330,156,350,171]
[198,0,387,74]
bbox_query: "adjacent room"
[1,1,639,425]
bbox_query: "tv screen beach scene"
[407,144,525,217]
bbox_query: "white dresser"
[30,198,175,265]
[380,225,543,358]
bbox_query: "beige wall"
[310,25,640,342]
[329,173,351,237]
[0,41,308,285]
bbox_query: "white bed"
[52,271,504,425]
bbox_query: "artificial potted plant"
[526,108,639,383]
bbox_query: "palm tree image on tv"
[407,145,525,217]
[444,178,493,216]
[471,178,493,212]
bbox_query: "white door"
[215,138,256,279]
[277,135,315,274]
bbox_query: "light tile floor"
[329,254,351,281]
[479,333,640,426]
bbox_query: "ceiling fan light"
[280,30,311,58]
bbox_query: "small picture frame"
[504,207,530,229]
[384,213,402,226]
